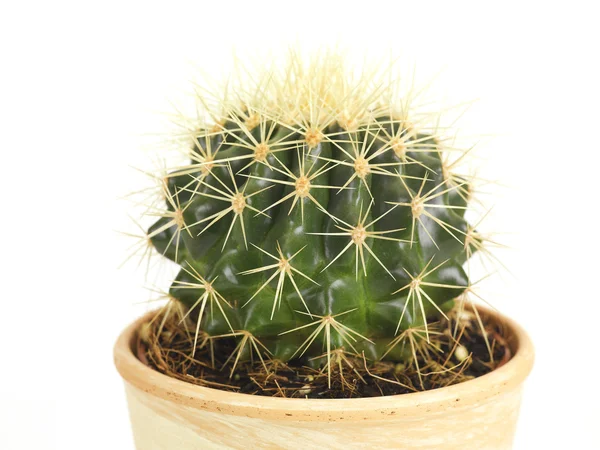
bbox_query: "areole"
[114,306,534,449]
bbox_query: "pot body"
[114,308,534,450]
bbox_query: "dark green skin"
[150,118,471,363]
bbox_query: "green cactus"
[142,53,484,384]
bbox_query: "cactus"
[140,52,488,386]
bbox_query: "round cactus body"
[146,55,479,370]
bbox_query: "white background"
[1,1,599,449]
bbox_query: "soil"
[137,305,512,398]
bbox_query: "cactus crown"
[134,51,493,388]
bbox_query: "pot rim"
[114,305,534,421]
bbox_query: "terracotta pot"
[114,307,534,450]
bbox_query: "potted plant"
[114,51,534,449]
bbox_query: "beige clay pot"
[114,307,534,450]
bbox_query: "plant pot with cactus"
[114,51,534,450]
